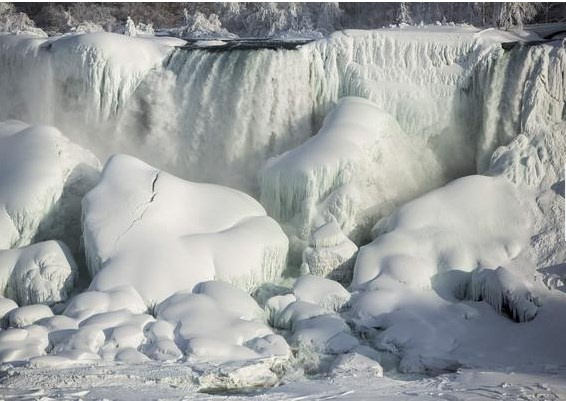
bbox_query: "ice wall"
[0,29,564,198]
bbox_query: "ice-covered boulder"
[353,175,531,290]
[301,221,358,283]
[260,97,443,260]
[9,305,53,328]
[329,351,384,378]
[83,154,288,305]
[267,291,359,357]
[0,121,100,254]
[292,275,350,312]
[0,241,78,306]
[0,297,18,326]
[0,325,48,363]
[63,286,147,322]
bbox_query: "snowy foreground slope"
[0,25,565,400]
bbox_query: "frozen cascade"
[0,28,555,196]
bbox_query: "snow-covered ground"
[0,25,565,400]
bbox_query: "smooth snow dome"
[0,241,78,306]
[0,121,100,254]
[353,175,531,289]
[83,154,289,305]
[261,97,443,258]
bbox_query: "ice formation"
[456,266,542,323]
[0,25,565,393]
[261,96,442,251]
[0,241,78,306]
[0,28,525,195]
[0,121,100,254]
[83,154,288,305]
[300,221,358,282]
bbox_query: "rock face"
[0,121,100,255]
[0,241,78,306]
[83,154,289,305]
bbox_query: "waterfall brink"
[0,29,564,196]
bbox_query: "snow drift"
[83,154,288,305]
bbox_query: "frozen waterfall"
[0,28,564,197]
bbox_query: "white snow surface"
[353,175,531,289]
[0,241,78,306]
[0,121,100,254]
[83,154,288,305]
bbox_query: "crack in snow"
[113,171,160,251]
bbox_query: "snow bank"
[0,121,100,254]
[353,175,531,289]
[0,241,78,306]
[261,97,443,260]
[83,155,288,305]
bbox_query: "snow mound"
[267,290,359,358]
[63,286,147,322]
[156,284,289,364]
[0,241,78,306]
[0,121,100,255]
[0,297,17,325]
[0,325,48,363]
[260,97,443,260]
[9,305,53,328]
[83,154,289,305]
[292,275,350,312]
[353,175,531,289]
[329,351,383,378]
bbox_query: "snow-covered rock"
[84,154,288,305]
[63,286,147,322]
[0,297,18,325]
[0,241,78,306]
[353,175,531,290]
[267,292,358,357]
[261,97,443,261]
[292,275,350,312]
[9,305,53,328]
[329,351,384,378]
[301,221,358,283]
[0,121,100,254]
[0,325,48,363]
[155,283,289,364]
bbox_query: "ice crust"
[83,154,289,305]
